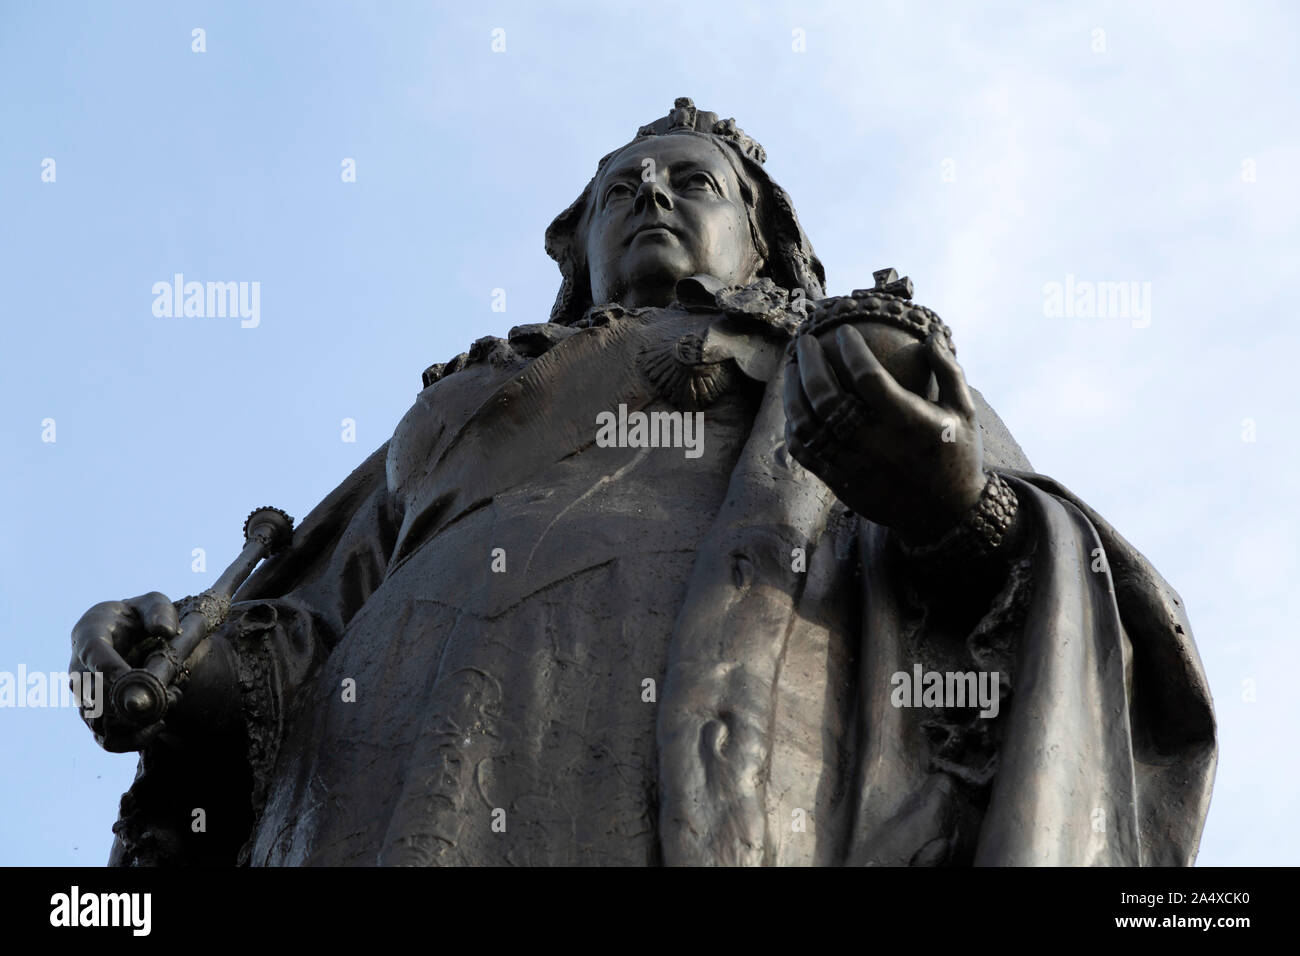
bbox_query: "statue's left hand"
[783,326,986,543]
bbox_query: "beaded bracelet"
[898,471,1020,569]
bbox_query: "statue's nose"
[633,178,673,216]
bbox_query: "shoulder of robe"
[970,387,1033,472]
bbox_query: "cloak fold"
[839,475,1214,866]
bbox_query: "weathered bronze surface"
[71,98,1216,866]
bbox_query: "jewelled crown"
[634,97,768,166]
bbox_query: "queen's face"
[584,133,762,309]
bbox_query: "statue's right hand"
[69,592,181,753]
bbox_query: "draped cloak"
[105,288,1217,867]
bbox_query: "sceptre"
[109,506,294,726]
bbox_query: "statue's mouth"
[627,223,682,245]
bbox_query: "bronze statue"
[71,98,1216,866]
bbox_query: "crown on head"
[634,97,768,165]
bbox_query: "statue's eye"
[684,171,718,192]
[603,182,634,206]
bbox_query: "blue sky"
[1,0,1296,865]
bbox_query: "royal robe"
[105,282,1216,866]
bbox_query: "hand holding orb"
[784,269,988,543]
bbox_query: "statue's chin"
[618,246,696,307]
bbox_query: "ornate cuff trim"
[899,472,1019,569]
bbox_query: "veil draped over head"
[544,97,826,325]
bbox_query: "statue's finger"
[786,433,850,488]
[72,602,127,657]
[835,326,931,424]
[74,634,131,682]
[127,592,181,639]
[782,362,821,441]
[795,335,847,420]
[66,654,101,708]
[926,333,975,420]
